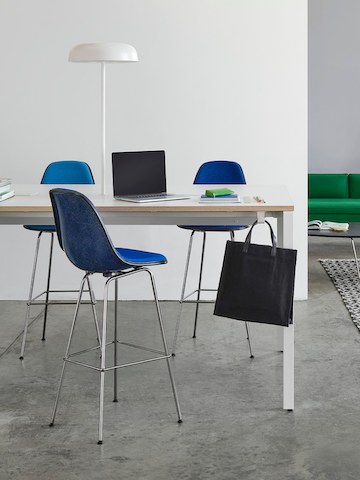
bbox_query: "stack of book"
[198,188,265,204]
[0,178,15,202]
[199,188,240,203]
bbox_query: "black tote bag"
[214,221,297,327]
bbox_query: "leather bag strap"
[243,220,277,256]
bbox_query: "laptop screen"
[112,150,167,196]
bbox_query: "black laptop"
[112,150,189,203]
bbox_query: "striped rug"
[320,259,360,332]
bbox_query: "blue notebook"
[199,194,239,203]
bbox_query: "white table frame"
[0,184,295,410]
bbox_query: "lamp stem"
[101,62,106,195]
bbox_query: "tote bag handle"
[243,220,277,256]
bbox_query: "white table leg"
[283,323,294,410]
[277,211,295,410]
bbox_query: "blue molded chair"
[173,161,253,356]
[48,189,182,444]
[20,161,96,360]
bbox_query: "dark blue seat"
[48,188,182,444]
[178,161,247,233]
[20,161,95,360]
[173,161,253,357]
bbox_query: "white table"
[0,184,295,410]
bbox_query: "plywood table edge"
[0,204,294,213]
[98,205,294,212]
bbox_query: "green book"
[205,188,234,197]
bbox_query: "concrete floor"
[1,237,360,479]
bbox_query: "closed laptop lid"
[112,150,167,196]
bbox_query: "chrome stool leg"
[49,273,88,427]
[20,232,42,360]
[113,279,118,403]
[147,270,182,423]
[87,276,101,346]
[193,232,206,338]
[172,231,195,355]
[98,277,111,445]
[41,232,54,341]
[245,322,254,359]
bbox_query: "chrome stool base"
[49,269,182,444]
[20,231,98,359]
[172,230,254,358]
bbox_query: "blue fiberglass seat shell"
[40,160,94,184]
[23,161,94,233]
[179,160,247,232]
[48,188,182,444]
[20,161,95,360]
[50,189,167,273]
[173,160,253,357]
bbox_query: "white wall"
[0,0,308,300]
[309,0,360,173]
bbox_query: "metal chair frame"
[48,188,182,444]
[172,230,254,357]
[49,268,182,445]
[20,161,95,360]
[172,161,254,357]
[19,231,94,359]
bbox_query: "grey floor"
[1,237,360,480]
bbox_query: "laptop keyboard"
[115,192,191,203]
[124,193,170,200]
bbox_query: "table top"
[0,184,294,213]
[0,184,294,226]
[308,222,360,238]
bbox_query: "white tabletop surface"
[0,184,294,212]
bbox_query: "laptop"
[112,150,190,203]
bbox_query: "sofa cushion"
[308,174,349,198]
[308,198,360,214]
[308,198,360,222]
[349,174,360,198]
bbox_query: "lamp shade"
[69,42,138,63]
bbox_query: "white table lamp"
[69,42,139,194]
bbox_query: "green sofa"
[308,173,360,222]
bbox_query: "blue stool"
[173,161,253,357]
[20,161,96,359]
[48,188,182,444]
